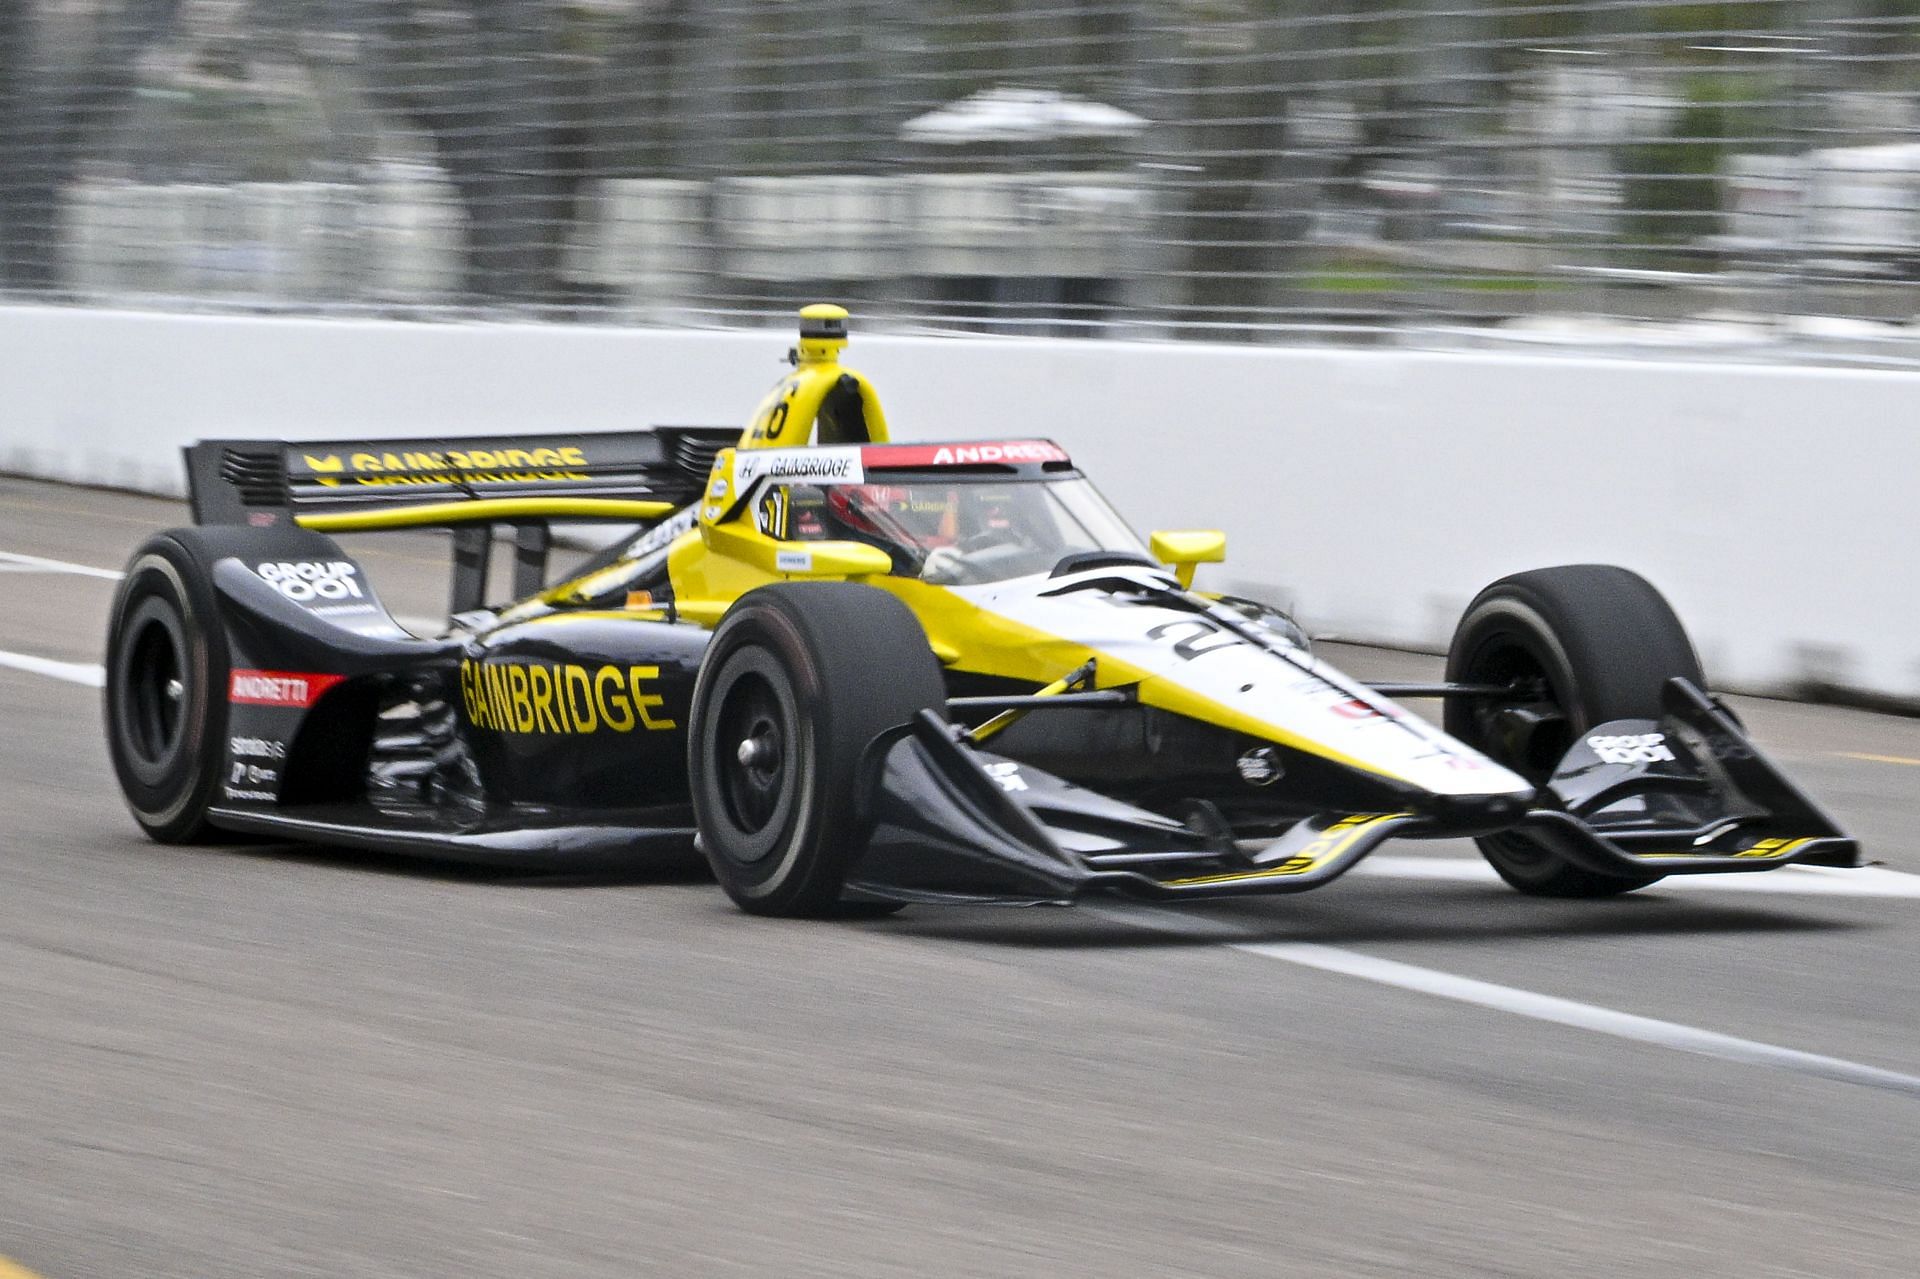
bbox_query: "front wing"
[842,680,1858,906]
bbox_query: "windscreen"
[762,477,1146,585]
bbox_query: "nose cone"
[1412,786,1539,833]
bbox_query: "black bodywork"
[173,431,1858,902]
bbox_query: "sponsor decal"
[1732,837,1812,859]
[863,440,1070,469]
[732,447,865,493]
[983,760,1028,793]
[1329,698,1388,721]
[459,660,677,735]
[755,487,790,539]
[1266,813,1403,875]
[1172,812,1409,884]
[246,511,280,528]
[1587,732,1676,766]
[223,787,277,802]
[230,761,278,786]
[1236,746,1283,786]
[229,736,286,760]
[257,560,363,603]
[291,598,407,638]
[774,549,813,574]
[626,506,698,560]
[229,670,344,708]
[295,445,591,489]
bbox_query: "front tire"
[104,534,231,842]
[1445,564,1703,898]
[688,583,945,917]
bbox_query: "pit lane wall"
[2,303,1915,705]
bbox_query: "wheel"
[688,582,945,917]
[104,533,231,842]
[1444,564,1704,898]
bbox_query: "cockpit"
[759,475,1146,585]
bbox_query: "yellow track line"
[0,1255,50,1279]
[1836,751,1920,768]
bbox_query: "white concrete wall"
[2,304,1915,702]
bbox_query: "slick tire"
[689,583,945,918]
[1444,564,1704,899]
[105,532,233,843]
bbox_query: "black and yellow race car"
[104,306,1859,916]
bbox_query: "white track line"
[1356,855,1920,898]
[0,551,123,580]
[1234,940,1920,1099]
[0,650,104,687]
[1095,903,1920,1098]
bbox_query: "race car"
[104,305,1859,916]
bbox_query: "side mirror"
[1150,529,1226,589]
[770,539,894,579]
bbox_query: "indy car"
[104,305,1859,916]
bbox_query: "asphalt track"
[2,473,1919,1278]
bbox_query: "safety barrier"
[1,304,1913,704]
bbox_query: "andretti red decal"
[864,440,1069,469]
[228,669,345,708]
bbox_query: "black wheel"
[104,534,230,842]
[689,583,945,917]
[1444,564,1704,898]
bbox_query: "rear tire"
[689,583,945,917]
[104,534,230,842]
[1445,564,1703,899]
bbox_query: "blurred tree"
[356,0,573,302]
[0,3,29,284]
[0,0,185,291]
[1620,95,1732,257]
[4,0,1910,311]
[1155,0,1355,334]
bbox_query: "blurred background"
[3,1,1920,362]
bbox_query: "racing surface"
[3,473,1919,1278]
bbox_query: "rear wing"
[184,427,736,611]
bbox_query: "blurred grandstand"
[5,1,1920,362]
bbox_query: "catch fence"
[5,1,1920,363]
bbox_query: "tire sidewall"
[105,544,227,839]
[689,612,828,903]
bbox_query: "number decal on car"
[1146,618,1243,663]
